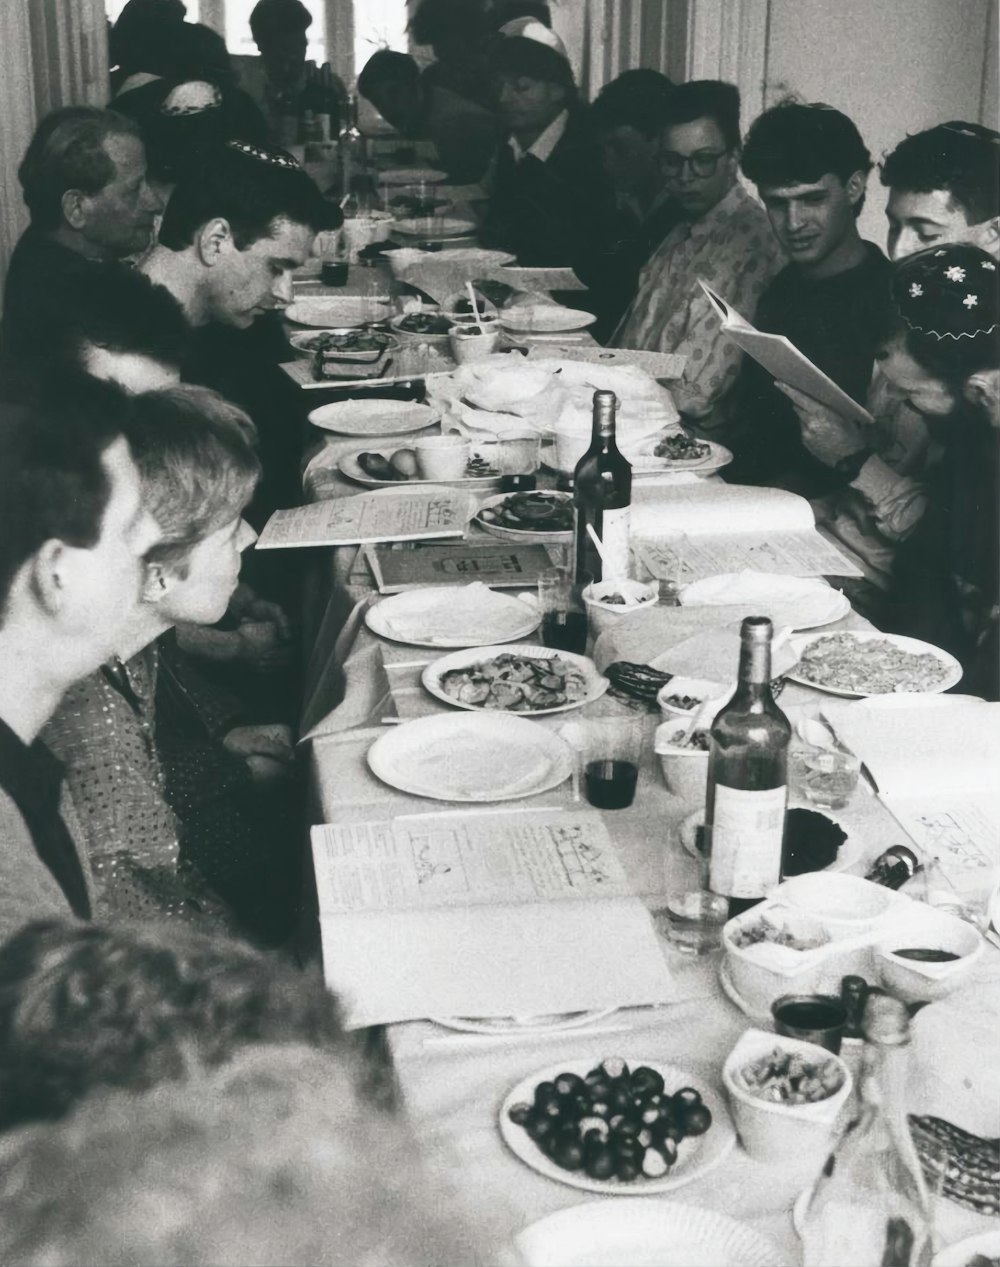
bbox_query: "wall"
[763,0,999,248]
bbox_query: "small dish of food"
[655,676,730,720]
[787,631,962,696]
[475,491,574,542]
[874,906,984,1005]
[390,311,454,343]
[653,723,711,804]
[289,327,396,362]
[423,644,607,715]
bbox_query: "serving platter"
[500,306,597,334]
[378,167,448,185]
[366,585,540,648]
[339,447,501,490]
[285,296,392,327]
[474,491,574,544]
[430,1009,615,1035]
[514,1200,780,1267]
[393,216,477,239]
[307,399,439,436]
[422,643,608,716]
[629,437,734,476]
[787,631,963,697]
[499,1059,734,1195]
[366,711,574,801]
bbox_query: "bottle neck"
[590,393,619,455]
[732,631,773,707]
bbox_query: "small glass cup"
[577,715,643,810]
[798,747,861,810]
[772,993,847,1054]
[658,889,729,955]
[537,568,587,655]
[919,852,1000,932]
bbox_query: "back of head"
[488,1,552,31]
[249,0,312,46]
[0,1043,480,1267]
[109,0,186,75]
[488,28,576,95]
[18,107,142,231]
[591,69,675,139]
[881,121,1000,225]
[0,385,125,621]
[126,385,260,573]
[357,48,421,101]
[157,139,332,250]
[888,242,1000,387]
[409,0,488,48]
[741,99,872,190]
[665,79,741,150]
[0,918,344,1131]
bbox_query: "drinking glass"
[658,889,730,954]
[537,568,587,655]
[798,747,861,810]
[577,715,643,810]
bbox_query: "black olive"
[610,1117,641,1141]
[507,1102,533,1126]
[631,1066,666,1098]
[583,1143,617,1180]
[673,1087,702,1108]
[680,1103,712,1137]
[554,1072,585,1099]
[552,1138,585,1172]
[608,1083,633,1114]
[616,1156,642,1182]
[585,1075,611,1101]
[526,1115,556,1144]
[659,1137,679,1165]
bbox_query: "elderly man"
[0,108,161,380]
[727,101,890,494]
[882,121,1000,260]
[613,81,784,428]
[0,386,160,938]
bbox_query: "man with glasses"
[613,80,783,429]
[726,101,890,494]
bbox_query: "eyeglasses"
[659,149,730,179]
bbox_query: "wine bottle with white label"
[573,390,632,584]
[704,616,790,918]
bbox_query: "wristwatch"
[832,448,872,482]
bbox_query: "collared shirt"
[0,715,90,918]
[613,182,785,422]
[509,109,569,164]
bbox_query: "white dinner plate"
[423,643,608,716]
[339,447,501,490]
[378,167,448,185]
[500,306,597,334]
[474,491,574,544]
[499,1059,735,1196]
[515,1199,780,1267]
[680,573,851,631]
[431,247,516,269]
[934,1229,1000,1266]
[366,711,574,801]
[430,1009,615,1035]
[285,296,392,327]
[393,216,477,239]
[366,585,540,648]
[787,631,963,697]
[307,399,439,436]
[630,436,734,476]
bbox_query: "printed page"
[882,797,1000,908]
[310,809,632,914]
[638,531,861,581]
[699,280,873,426]
[256,489,470,549]
[823,698,1000,798]
[632,482,816,537]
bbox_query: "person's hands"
[775,382,868,467]
[222,724,295,785]
[235,619,292,671]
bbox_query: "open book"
[699,279,874,427]
[632,483,863,580]
[311,808,674,1028]
[823,697,1000,898]
[365,540,555,593]
[256,488,471,550]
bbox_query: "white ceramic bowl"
[779,872,894,930]
[653,722,710,805]
[582,579,657,636]
[722,1028,852,1165]
[874,906,984,1005]
[389,312,453,344]
[722,908,835,1019]
[656,676,731,721]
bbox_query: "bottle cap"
[862,992,910,1045]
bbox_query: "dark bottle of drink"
[573,390,631,585]
[705,616,791,918]
[865,845,921,891]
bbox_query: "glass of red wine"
[579,715,643,810]
[538,567,588,656]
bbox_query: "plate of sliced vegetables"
[475,491,574,543]
[423,644,607,715]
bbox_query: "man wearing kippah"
[479,22,619,282]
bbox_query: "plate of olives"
[499,1057,734,1194]
[340,447,503,489]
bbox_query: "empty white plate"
[680,572,851,630]
[285,296,392,327]
[307,399,438,436]
[367,711,574,801]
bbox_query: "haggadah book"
[256,488,471,549]
[365,541,555,593]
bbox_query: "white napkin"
[377,583,532,645]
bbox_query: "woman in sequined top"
[42,385,262,926]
